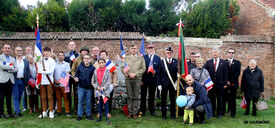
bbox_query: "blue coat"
[183,81,213,119]
[142,54,161,85]
[64,51,79,66]
[75,62,95,89]
[14,59,30,87]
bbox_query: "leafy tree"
[180,0,239,38]
[27,0,69,32]
[146,0,179,36]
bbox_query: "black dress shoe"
[8,114,16,119]
[55,112,61,116]
[244,112,249,115]
[162,116,166,120]
[200,120,206,124]
[171,116,176,119]
[15,113,23,117]
[231,115,236,118]
[86,116,93,120]
[0,114,7,119]
[77,116,82,121]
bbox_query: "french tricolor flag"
[204,77,214,91]
[106,59,116,73]
[147,61,155,74]
[70,52,76,62]
[120,36,126,59]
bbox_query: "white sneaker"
[39,111,47,118]
[22,108,27,112]
[49,111,54,119]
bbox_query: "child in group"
[182,86,196,126]
[74,54,95,121]
[92,58,112,124]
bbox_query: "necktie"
[214,59,217,71]
[169,59,171,64]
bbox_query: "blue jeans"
[98,97,109,120]
[22,89,27,109]
[77,87,92,117]
[12,79,25,114]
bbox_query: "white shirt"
[228,58,233,66]
[213,58,220,71]
[149,54,154,62]
[38,57,56,85]
[166,58,172,63]
[16,59,24,78]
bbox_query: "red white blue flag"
[70,52,76,62]
[203,77,214,91]
[147,61,155,74]
[106,59,116,73]
[120,36,126,59]
[123,62,130,73]
[139,37,145,56]
[59,71,70,87]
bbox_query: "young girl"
[92,58,112,124]
[182,86,196,126]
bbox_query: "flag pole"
[176,76,180,118]
[36,14,43,119]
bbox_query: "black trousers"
[108,90,113,113]
[161,83,176,118]
[0,80,13,115]
[69,77,78,113]
[208,87,224,117]
[194,105,205,122]
[245,97,258,115]
[222,86,237,116]
[140,83,157,114]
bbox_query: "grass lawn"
[0,98,274,128]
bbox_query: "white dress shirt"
[38,57,56,85]
[16,59,24,78]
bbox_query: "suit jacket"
[204,58,228,88]
[14,59,30,87]
[157,58,178,87]
[142,54,161,85]
[225,59,241,89]
[92,68,111,97]
[0,53,17,84]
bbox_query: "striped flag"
[240,97,247,109]
[59,71,70,87]
[106,59,116,73]
[123,62,130,73]
[120,36,126,59]
[203,77,214,91]
[139,37,145,56]
[34,28,42,86]
[70,52,76,62]
[177,19,189,79]
[147,61,155,74]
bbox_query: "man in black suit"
[222,48,241,118]
[204,47,228,119]
[157,46,178,120]
[140,43,161,116]
[187,52,196,72]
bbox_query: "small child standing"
[182,86,196,126]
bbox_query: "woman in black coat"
[241,59,264,116]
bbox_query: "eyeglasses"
[228,52,234,54]
[16,50,22,51]
[83,58,90,60]
[98,62,105,64]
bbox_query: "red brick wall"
[236,0,274,36]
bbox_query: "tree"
[146,0,179,36]
[0,0,31,32]
[180,0,239,38]
[27,0,69,32]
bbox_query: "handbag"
[255,95,268,111]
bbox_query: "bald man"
[64,41,79,114]
[183,75,212,124]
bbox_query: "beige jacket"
[121,54,146,80]
[0,54,17,84]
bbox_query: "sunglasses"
[228,52,234,54]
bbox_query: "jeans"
[77,87,92,117]
[22,89,27,109]
[12,79,25,114]
[98,97,109,120]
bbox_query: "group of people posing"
[0,41,264,125]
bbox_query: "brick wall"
[0,32,274,98]
[236,0,275,36]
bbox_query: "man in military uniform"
[157,46,178,120]
[121,43,146,119]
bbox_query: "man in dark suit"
[140,43,161,116]
[64,41,79,114]
[187,52,196,72]
[204,47,228,119]
[222,48,241,118]
[157,46,178,120]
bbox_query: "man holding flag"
[140,43,161,116]
[54,51,71,116]
[157,46,178,120]
[121,43,145,119]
